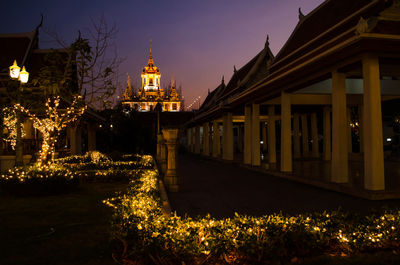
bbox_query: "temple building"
[185,0,400,198]
[121,45,183,112]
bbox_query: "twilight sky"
[1,0,325,109]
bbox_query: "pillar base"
[164,174,179,192]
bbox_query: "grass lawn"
[0,182,128,265]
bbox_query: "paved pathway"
[167,154,400,218]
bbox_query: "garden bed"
[0,151,154,196]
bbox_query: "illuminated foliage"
[1,107,26,149]
[16,95,86,164]
[105,156,400,264]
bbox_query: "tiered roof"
[191,0,400,124]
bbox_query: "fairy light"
[186,96,201,110]
[14,95,87,164]
[1,107,26,149]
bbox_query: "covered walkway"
[167,154,400,219]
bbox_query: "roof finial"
[298,7,305,20]
[36,14,44,30]
[234,65,237,73]
[171,73,175,88]
[149,38,152,57]
[265,34,269,48]
[222,75,225,84]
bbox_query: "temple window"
[172,103,177,110]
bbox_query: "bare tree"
[45,15,124,109]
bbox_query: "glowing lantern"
[9,60,20,79]
[19,66,29,83]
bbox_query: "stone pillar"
[323,107,331,161]
[293,113,301,159]
[311,113,319,158]
[281,91,292,172]
[363,55,384,190]
[331,70,348,183]
[192,127,196,152]
[187,128,192,152]
[70,126,82,155]
[157,134,163,159]
[162,129,179,192]
[203,122,210,156]
[262,122,267,153]
[244,105,252,164]
[347,107,353,154]
[222,112,234,160]
[358,106,364,153]
[212,120,221,158]
[195,125,201,154]
[251,103,261,166]
[159,137,167,174]
[301,114,309,157]
[268,106,277,164]
[238,125,244,153]
[88,124,97,151]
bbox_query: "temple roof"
[142,44,160,74]
[273,0,386,66]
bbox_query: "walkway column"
[323,107,331,161]
[293,113,301,159]
[262,122,267,153]
[157,134,163,159]
[192,127,196,152]
[268,106,277,163]
[159,136,167,174]
[244,105,252,164]
[347,107,353,153]
[311,113,319,158]
[331,70,348,183]
[363,55,384,190]
[162,129,179,192]
[187,128,191,152]
[222,112,234,160]
[358,106,364,153]
[203,122,210,156]
[251,103,261,166]
[212,120,221,157]
[281,91,292,172]
[195,125,201,154]
[301,114,309,157]
[238,125,244,153]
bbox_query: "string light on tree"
[15,95,87,165]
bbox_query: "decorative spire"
[171,73,175,89]
[265,35,269,48]
[124,72,132,99]
[222,75,225,84]
[147,38,154,66]
[234,65,237,74]
[298,7,305,20]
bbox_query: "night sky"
[1,0,324,108]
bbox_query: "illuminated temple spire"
[147,38,154,67]
[123,72,132,99]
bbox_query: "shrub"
[105,158,400,264]
[0,163,78,196]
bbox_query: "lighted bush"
[105,157,400,264]
[56,151,112,164]
[0,163,77,195]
